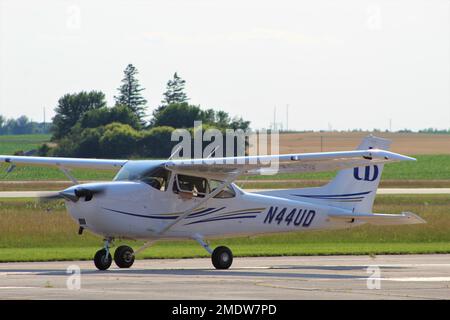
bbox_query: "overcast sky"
[0,0,449,131]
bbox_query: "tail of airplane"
[256,135,425,225]
[257,135,391,214]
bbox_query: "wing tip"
[379,150,416,162]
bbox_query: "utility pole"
[286,104,289,132]
[43,107,46,132]
[273,106,277,131]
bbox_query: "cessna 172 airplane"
[0,135,424,270]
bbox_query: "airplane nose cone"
[60,187,79,202]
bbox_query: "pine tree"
[114,64,148,122]
[161,72,188,106]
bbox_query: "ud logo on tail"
[353,165,379,181]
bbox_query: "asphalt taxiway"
[1,255,450,299]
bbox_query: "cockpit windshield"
[114,161,170,191]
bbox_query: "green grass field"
[0,134,51,155]
[0,195,449,262]
[0,134,116,180]
[0,166,117,181]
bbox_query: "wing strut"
[58,166,79,184]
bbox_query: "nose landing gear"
[94,238,113,270]
[93,238,135,270]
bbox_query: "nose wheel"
[94,248,112,270]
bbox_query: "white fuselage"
[65,181,360,240]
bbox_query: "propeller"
[39,186,106,203]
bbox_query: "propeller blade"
[38,192,66,203]
[38,185,107,203]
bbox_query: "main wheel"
[114,245,135,268]
[94,248,112,270]
[211,246,233,269]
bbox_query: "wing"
[0,155,127,170]
[164,149,415,180]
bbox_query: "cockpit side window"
[142,167,171,191]
[114,162,171,191]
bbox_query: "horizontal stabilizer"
[328,212,425,225]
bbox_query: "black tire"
[114,245,135,268]
[94,249,112,271]
[212,246,233,269]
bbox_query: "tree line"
[0,115,50,135]
[45,64,250,158]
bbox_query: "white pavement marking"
[377,188,450,195]
[0,272,40,276]
[381,277,450,282]
[0,191,56,198]
[0,286,39,289]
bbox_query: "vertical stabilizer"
[256,135,392,213]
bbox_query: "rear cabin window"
[173,174,208,197]
[209,180,236,199]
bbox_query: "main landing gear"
[94,238,135,271]
[211,246,233,269]
[195,236,233,269]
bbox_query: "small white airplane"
[0,135,425,270]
